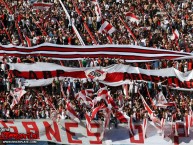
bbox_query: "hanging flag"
[125,12,140,24]
[98,21,116,34]
[170,29,180,40]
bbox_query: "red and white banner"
[0,120,193,145]
[33,2,53,9]
[8,62,193,89]
[0,43,192,61]
[98,21,116,34]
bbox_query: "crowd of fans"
[0,0,192,48]
[0,0,193,131]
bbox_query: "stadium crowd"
[0,0,193,130]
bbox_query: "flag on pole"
[85,113,92,132]
[142,118,148,139]
[91,104,105,120]
[66,102,80,123]
[125,12,140,24]
[184,115,190,137]
[98,21,116,34]
[10,88,27,110]
[24,35,32,47]
[33,2,53,9]
[140,93,162,130]
[170,29,180,40]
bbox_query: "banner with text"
[0,120,193,145]
[9,63,193,89]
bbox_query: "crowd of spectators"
[0,75,193,127]
[0,0,193,131]
[0,0,192,48]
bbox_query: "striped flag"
[125,12,140,24]
[140,94,162,130]
[66,102,80,123]
[0,43,191,61]
[10,88,27,110]
[24,35,32,47]
[85,113,92,132]
[170,29,180,40]
[142,118,148,139]
[91,104,105,120]
[184,115,191,137]
[95,87,109,103]
[98,21,116,34]
[75,89,94,107]
[33,2,53,9]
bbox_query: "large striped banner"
[1,43,193,62]
[0,119,193,145]
[9,63,193,89]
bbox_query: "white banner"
[9,62,193,89]
[0,119,193,145]
[1,43,193,61]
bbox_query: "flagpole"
[118,15,137,43]
[72,1,98,45]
